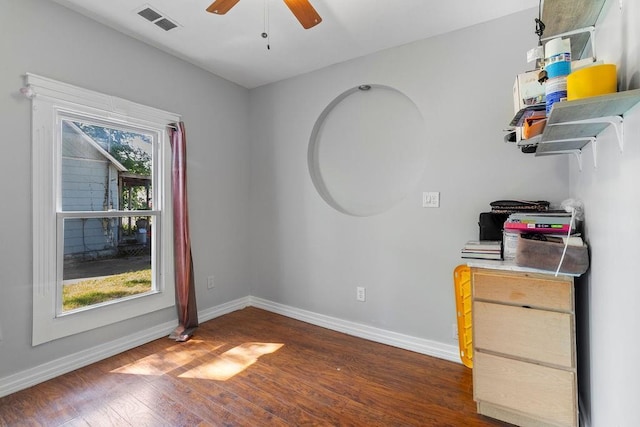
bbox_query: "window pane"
[61,120,153,212]
[59,118,157,314]
[61,216,154,313]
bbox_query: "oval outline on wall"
[308,84,428,217]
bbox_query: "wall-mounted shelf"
[534,89,640,169]
[541,0,606,59]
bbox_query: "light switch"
[422,191,440,208]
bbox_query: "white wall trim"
[0,318,176,398]
[249,296,461,363]
[28,73,179,346]
[24,73,180,126]
[198,296,252,323]
[0,295,459,398]
[0,296,251,398]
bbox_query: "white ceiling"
[51,0,536,89]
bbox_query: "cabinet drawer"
[474,352,577,427]
[472,269,573,312]
[474,301,574,367]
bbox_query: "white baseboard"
[0,295,459,398]
[198,296,252,323]
[0,318,176,398]
[0,296,251,398]
[249,296,460,363]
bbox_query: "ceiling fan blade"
[282,0,322,29]
[206,0,241,15]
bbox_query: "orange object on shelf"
[523,116,547,139]
[453,264,473,368]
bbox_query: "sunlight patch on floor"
[110,340,222,376]
[178,342,284,381]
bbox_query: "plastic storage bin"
[454,264,473,368]
[515,234,589,275]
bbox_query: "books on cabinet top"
[505,211,575,234]
[461,251,502,260]
[463,240,502,251]
[461,240,502,260]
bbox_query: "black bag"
[489,200,550,213]
[479,200,550,241]
[479,212,510,241]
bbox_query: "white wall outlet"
[422,191,440,208]
[207,275,215,290]
[356,286,366,302]
[452,323,458,340]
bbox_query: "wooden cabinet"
[471,268,577,427]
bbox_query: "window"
[59,118,156,313]
[27,74,178,345]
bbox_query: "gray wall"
[6,0,634,424]
[570,2,640,426]
[247,8,569,345]
[0,0,251,377]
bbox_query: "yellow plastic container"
[453,265,473,368]
[567,64,617,100]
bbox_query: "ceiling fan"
[206,0,322,29]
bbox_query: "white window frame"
[26,74,178,346]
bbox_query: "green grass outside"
[62,268,152,311]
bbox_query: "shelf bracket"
[536,136,596,170]
[609,116,624,152]
[541,26,596,62]
[574,151,583,171]
[558,116,624,152]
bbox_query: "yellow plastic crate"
[454,265,473,368]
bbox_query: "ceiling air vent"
[138,7,162,22]
[136,6,179,31]
[154,18,178,31]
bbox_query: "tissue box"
[513,71,546,110]
[515,235,589,275]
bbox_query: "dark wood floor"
[0,307,510,426]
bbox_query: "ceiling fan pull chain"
[262,0,271,50]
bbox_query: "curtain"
[168,122,199,341]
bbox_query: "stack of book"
[461,240,502,260]
[504,211,574,234]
